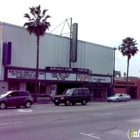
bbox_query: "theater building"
[0,22,114,99]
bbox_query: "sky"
[0,0,140,77]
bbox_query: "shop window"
[9,82,19,90]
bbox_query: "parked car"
[0,90,33,109]
[122,94,131,101]
[52,88,91,106]
[107,93,128,102]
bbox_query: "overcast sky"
[0,0,140,77]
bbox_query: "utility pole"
[112,47,117,95]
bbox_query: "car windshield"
[63,89,73,95]
[0,91,11,97]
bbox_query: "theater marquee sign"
[4,66,111,83]
[46,73,76,81]
[7,69,45,80]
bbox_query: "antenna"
[50,18,72,37]
[50,18,73,68]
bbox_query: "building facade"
[114,77,140,99]
[0,22,114,99]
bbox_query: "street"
[0,101,140,140]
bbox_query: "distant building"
[114,77,140,99]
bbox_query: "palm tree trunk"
[34,35,40,103]
[126,57,129,94]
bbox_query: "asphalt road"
[0,101,140,140]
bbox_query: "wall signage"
[46,73,76,81]
[92,76,111,83]
[7,69,45,80]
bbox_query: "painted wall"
[0,81,8,93]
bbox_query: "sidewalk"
[33,97,140,104]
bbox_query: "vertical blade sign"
[70,23,78,62]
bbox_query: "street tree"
[24,5,51,102]
[118,37,138,94]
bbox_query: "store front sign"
[46,67,92,74]
[92,76,111,83]
[46,73,76,81]
[7,70,45,80]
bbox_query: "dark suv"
[52,88,91,106]
[0,90,33,109]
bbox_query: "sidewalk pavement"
[33,97,140,105]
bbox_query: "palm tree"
[24,5,51,102]
[118,37,138,94]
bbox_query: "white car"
[107,93,128,102]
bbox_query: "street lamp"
[112,47,117,95]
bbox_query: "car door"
[119,94,124,101]
[122,94,127,101]
[7,92,19,107]
[72,90,79,102]
[78,89,84,102]
[17,91,28,106]
[83,89,91,101]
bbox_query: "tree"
[123,72,126,77]
[118,71,121,77]
[118,37,138,94]
[24,5,51,102]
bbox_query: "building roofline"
[0,22,113,50]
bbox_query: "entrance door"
[129,87,137,99]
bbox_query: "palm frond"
[42,9,48,17]
[42,15,51,22]
[29,7,35,16]
[35,5,41,15]
[24,13,30,19]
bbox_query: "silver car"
[107,93,128,102]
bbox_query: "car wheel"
[108,100,110,102]
[25,101,31,108]
[55,103,59,106]
[116,99,119,102]
[82,99,87,105]
[0,102,7,109]
[72,102,76,105]
[125,98,127,102]
[65,100,70,106]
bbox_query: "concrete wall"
[19,83,26,91]
[0,81,8,93]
